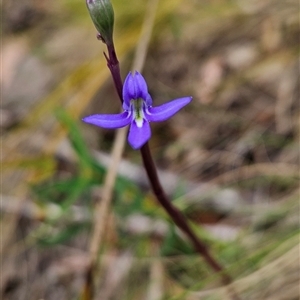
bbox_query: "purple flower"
[83,71,192,149]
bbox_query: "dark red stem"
[103,40,240,300]
[140,143,234,285]
[104,42,123,102]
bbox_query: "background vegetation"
[1,0,299,299]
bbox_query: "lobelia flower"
[82,71,192,149]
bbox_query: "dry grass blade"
[145,242,165,300]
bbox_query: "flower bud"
[86,0,114,44]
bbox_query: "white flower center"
[131,98,145,128]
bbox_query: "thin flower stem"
[103,35,240,300]
[140,143,232,281]
[139,144,241,300]
[105,42,123,102]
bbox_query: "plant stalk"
[103,39,240,300]
[105,42,123,102]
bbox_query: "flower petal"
[145,93,153,106]
[122,72,135,109]
[134,71,149,100]
[82,111,131,129]
[128,119,151,149]
[145,96,192,122]
[123,71,151,109]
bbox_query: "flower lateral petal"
[145,94,153,106]
[128,119,151,149]
[122,72,135,109]
[145,96,192,122]
[82,111,131,129]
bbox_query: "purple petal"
[145,96,192,122]
[123,72,150,110]
[145,93,153,106]
[122,72,135,109]
[134,71,149,100]
[82,111,131,129]
[128,120,151,149]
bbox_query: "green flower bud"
[86,0,114,44]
